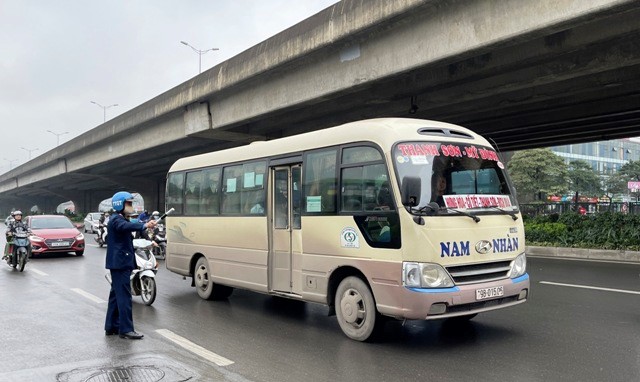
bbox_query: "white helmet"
[152,211,160,216]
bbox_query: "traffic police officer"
[104,191,157,339]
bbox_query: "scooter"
[3,230,30,272]
[105,238,158,306]
[104,208,174,305]
[96,224,108,247]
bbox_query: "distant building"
[550,138,640,175]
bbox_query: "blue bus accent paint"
[407,286,460,293]
[511,274,529,283]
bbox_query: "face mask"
[130,218,139,223]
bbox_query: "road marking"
[29,268,48,276]
[71,288,106,303]
[155,329,234,366]
[539,281,640,295]
[86,243,100,248]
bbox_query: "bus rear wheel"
[335,276,382,341]
[194,257,233,300]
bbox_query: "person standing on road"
[104,191,157,340]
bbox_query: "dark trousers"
[105,269,134,334]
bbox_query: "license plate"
[50,241,70,247]
[476,286,504,300]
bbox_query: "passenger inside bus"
[376,181,393,210]
[431,172,447,207]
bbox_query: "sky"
[0,0,339,175]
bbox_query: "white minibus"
[165,118,529,341]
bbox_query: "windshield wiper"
[411,202,480,223]
[442,206,481,223]
[486,205,518,221]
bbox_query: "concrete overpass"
[1,0,640,214]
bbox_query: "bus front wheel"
[194,257,233,301]
[335,276,382,342]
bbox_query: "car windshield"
[394,141,518,211]
[30,217,75,229]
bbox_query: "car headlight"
[30,235,45,242]
[403,262,454,288]
[75,233,85,240]
[509,253,527,278]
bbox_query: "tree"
[567,160,601,205]
[602,173,626,205]
[618,159,640,201]
[507,148,568,202]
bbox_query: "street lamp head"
[181,41,189,46]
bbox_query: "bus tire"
[335,276,381,342]
[194,257,233,300]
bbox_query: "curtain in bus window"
[222,165,243,214]
[166,173,184,215]
[185,171,203,215]
[199,168,221,215]
[303,149,337,213]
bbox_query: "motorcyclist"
[98,211,110,239]
[138,210,149,224]
[146,211,164,259]
[4,211,30,259]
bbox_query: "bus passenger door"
[270,165,301,293]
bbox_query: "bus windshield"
[393,141,517,211]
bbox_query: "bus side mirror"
[401,176,421,207]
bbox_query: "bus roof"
[169,118,491,172]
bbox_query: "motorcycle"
[4,230,30,272]
[150,223,166,260]
[96,224,108,247]
[105,238,158,306]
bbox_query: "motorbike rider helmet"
[11,210,22,217]
[111,191,134,212]
[152,211,160,217]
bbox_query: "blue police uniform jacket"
[105,213,145,270]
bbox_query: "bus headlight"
[404,263,421,287]
[509,253,527,278]
[403,262,454,288]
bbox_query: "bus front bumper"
[384,274,529,320]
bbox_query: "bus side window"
[303,149,337,213]
[200,168,221,215]
[185,171,203,215]
[167,172,184,215]
[222,165,242,214]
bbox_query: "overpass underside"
[1,0,639,213]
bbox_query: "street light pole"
[46,130,69,146]
[3,158,18,170]
[180,41,219,74]
[90,101,118,122]
[21,147,39,160]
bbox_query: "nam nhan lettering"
[492,237,519,253]
[440,241,470,257]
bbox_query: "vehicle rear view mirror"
[401,176,421,207]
